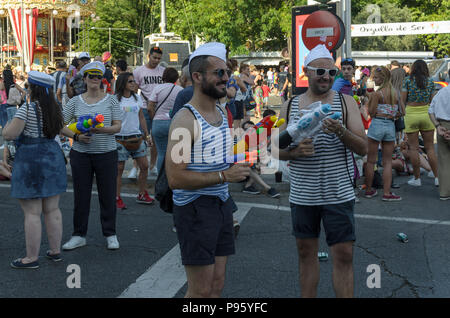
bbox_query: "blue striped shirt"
[172,104,232,206]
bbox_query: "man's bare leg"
[296,238,320,298]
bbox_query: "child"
[261,81,270,109]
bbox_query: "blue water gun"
[277,102,342,149]
[68,113,105,134]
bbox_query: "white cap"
[189,42,227,67]
[80,61,106,77]
[304,44,333,66]
[27,71,55,89]
[78,52,91,60]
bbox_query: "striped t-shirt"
[288,92,355,206]
[14,102,44,138]
[63,94,123,154]
[172,104,231,206]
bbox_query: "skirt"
[11,136,67,199]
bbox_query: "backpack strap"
[338,92,348,128]
[285,96,296,125]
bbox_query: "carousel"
[0,0,97,71]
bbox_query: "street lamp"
[90,27,129,53]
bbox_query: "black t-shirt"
[278,71,290,91]
[104,68,114,84]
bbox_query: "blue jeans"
[152,120,171,174]
[0,104,16,127]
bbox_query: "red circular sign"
[301,10,345,51]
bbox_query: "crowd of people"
[0,41,449,299]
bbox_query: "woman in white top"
[114,72,154,208]
[147,67,183,174]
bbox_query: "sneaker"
[382,192,402,201]
[435,178,439,187]
[428,171,435,178]
[355,196,360,203]
[172,226,177,233]
[267,187,280,198]
[364,189,378,198]
[106,235,120,250]
[149,166,158,176]
[242,185,260,195]
[46,251,62,262]
[136,191,155,205]
[127,167,137,178]
[440,196,450,201]
[10,258,39,269]
[62,236,86,251]
[391,183,400,189]
[407,177,421,187]
[116,196,127,209]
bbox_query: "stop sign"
[301,10,345,51]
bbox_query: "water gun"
[68,113,105,134]
[353,95,361,105]
[233,115,285,154]
[226,150,259,166]
[277,102,342,149]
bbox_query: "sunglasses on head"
[342,58,353,63]
[306,66,338,77]
[87,74,102,80]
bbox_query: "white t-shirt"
[116,94,146,136]
[149,83,183,120]
[267,70,274,81]
[133,64,165,100]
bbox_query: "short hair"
[150,47,163,55]
[263,109,276,118]
[162,67,179,84]
[181,57,190,69]
[116,59,128,72]
[56,61,67,69]
[181,65,191,81]
[341,58,355,68]
[189,55,210,78]
[239,63,249,73]
[391,60,400,67]
[242,120,255,129]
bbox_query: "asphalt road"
[1,171,449,298]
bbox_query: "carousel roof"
[0,0,96,16]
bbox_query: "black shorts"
[234,100,244,120]
[290,200,356,246]
[173,195,235,265]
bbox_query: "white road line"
[118,204,252,298]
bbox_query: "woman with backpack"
[364,66,404,201]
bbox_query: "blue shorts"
[290,200,355,246]
[367,117,396,142]
[116,140,147,162]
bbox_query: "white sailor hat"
[27,71,55,89]
[78,52,91,60]
[189,42,227,67]
[304,44,334,66]
[80,61,106,77]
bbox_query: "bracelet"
[336,127,347,139]
[73,133,79,141]
[218,171,224,184]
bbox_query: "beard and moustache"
[310,77,334,95]
[201,77,228,99]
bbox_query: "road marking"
[118,204,252,298]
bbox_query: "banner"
[351,21,450,37]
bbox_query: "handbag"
[6,86,22,106]
[243,86,256,111]
[155,158,173,214]
[394,90,405,132]
[116,136,144,151]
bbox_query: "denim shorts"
[173,195,235,265]
[116,139,147,162]
[290,200,355,246]
[367,117,396,142]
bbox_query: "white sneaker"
[150,167,158,176]
[407,177,421,187]
[106,235,120,250]
[428,171,435,178]
[435,178,439,187]
[62,236,86,250]
[127,167,137,179]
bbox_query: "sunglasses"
[306,66,338,77]
[203,69,230,78]
[128,80,136,83]
[88,74,102,80]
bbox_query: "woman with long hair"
[61,61,123,251]
[364,66,403,201]
[402,59,438,187]
[114,72,154,209]
[3,71,66,269]
[147,67,183,174]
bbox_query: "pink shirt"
[133,65,165,101]
[0,90,6,104]
[149,83,183,120]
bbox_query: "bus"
[143,33,191,71]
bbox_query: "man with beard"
[274,44,367,297]
[166,42,251,298]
